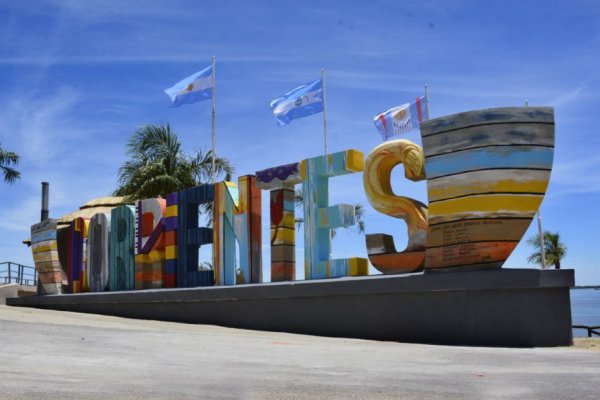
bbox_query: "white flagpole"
[424,84,430,119]
[321,68,328,156]
[211,55,216,184]
[537,211,547,269]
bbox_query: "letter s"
[363,139,428,273]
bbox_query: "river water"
[571,288,600,337]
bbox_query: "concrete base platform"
[0,284,36,304]
[7,268,574,347]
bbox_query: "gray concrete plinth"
[7,268,574,347]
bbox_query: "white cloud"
[550,83,588,107]
[2,87,82,164]
[0,86,127,265]
[0,195,40,232]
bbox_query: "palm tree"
[0,144,20,184]
[527,231,567,269]
[115,124,234,200]
[293,188,365,237]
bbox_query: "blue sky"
[1,0,598,285]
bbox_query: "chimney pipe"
[41,182,49,222]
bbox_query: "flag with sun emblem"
[373,96,427,140]
[164,65,213,107]
[270,78,323,126]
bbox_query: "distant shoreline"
[573,286,600,289]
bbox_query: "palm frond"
[115,124,235,201]
[526,230,567,269]
[294,188,304,208]
[0,145,20,184]
[190,149,235,183]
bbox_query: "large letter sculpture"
[363,139,428,273]
[29,107,558,290]
[302,150,368,279]
[176,185,214,287]
[87,213,111,292]
[31,219,62,295]
[67,217,89,292]
[256,163,302,282]
[420,107,555,270]
[135,198,166,289]
[214,176,262,286]
[109,205,135,291]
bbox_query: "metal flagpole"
[211,55,216,184]
[321,68,333,256]
[321,68,328,156]
[525,99,547,269]
[210,56,217,271]
[424,84,430,119]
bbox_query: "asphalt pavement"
[0,305,598,399]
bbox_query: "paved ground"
[1,305,598,400]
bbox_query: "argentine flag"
[270,78,323,126]
[165,65,213,107]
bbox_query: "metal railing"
[573,325,600,338]
[0,262,37,286]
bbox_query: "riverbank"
[574,338,600,351]
[1,305,598,400]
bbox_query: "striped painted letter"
[87,213,111,292]
[176,185,214,287]
[256,163,302,282]
[420,107,554,270]
[135,198,166,289]
[31,219,63,295]
[302,150,369,279]
[213,176,262,286]
[67,217,89,293]
[109,205,135,291]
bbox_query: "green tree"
[293,188,365,237]
[527,231,567,269]
[0,144,20,184]
[115,124,234,200]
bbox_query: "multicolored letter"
[31,219,62,295]
[109,205,135,291]
[135,198,166,289]
[301,150,368,279]
[67,217,89,293]
[176,185,214,287]
[213,176,262,286]
[256,163,302,282]
[87,213,111,292]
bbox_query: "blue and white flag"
[270,79,323,126]
[164,65,213,108]
[373,95,427,140]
